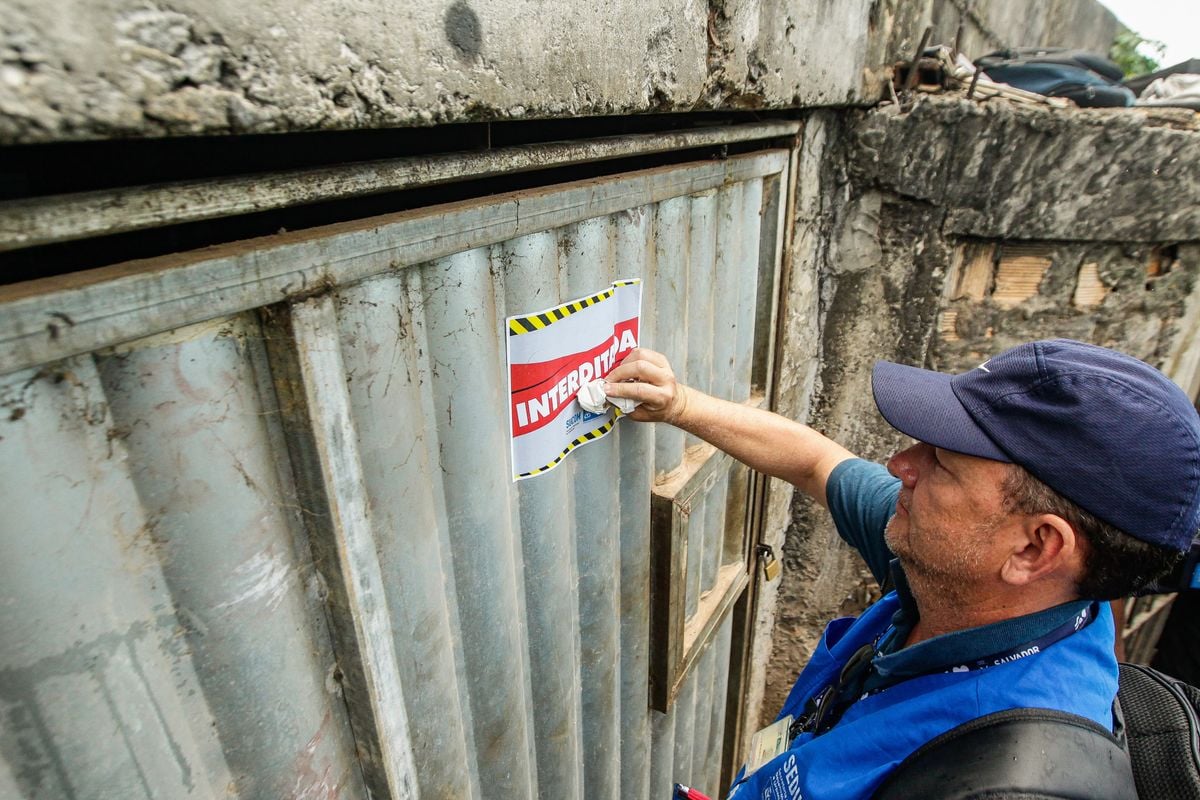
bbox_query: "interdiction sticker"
[506,279,642,481]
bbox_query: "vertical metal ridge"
[671,670,699,787]
[401,264,488,798]
[264,295,419,799]
[648,198,685,796]
[683,190,719,432]
[97,314,365,799]
[616,205,655,800]
[683,191,718,620]
[336,272,480,799]
[712,180,745,401]
[703,617,736,795]
[421,248,537,799]
[501,230,586,798]
[651,196,692,476]
[688,643,718,795]
[736,177,766,399]
[564,216,623,800]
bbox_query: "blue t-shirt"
[825,458,902,585]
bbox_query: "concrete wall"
[1,0,1118,144]
[758,95,1200,724]
[930,0,1120,61]
[0,0,869,143]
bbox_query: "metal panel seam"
[0,151,790,378]
[263,295,419,800]
[0,123,801,252]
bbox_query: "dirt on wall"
[0,0,1124,144]
[759,93,1200,726]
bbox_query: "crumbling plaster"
[2,0,1121,144]
[852,99,1200,242]
[1,0,716,142]
[930,0,1120,62]
[705,0,876,109]
[757,94,1200,727]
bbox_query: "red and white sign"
[506,279,642,481]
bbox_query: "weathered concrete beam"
[0,0,1125,144]
[931,0,1119,61]
[0,0,929,144]
[850,96,1200,242]
[0,0,711,143]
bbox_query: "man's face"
[884,442,1019,596]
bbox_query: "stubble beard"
[885,513,994,606]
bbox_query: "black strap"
[1119,662,1200,800]
[870,706,1137,800]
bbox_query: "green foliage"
[1110,30,1166,77]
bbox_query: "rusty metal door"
[0,137,791,799]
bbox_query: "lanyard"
[791,602,1097,740]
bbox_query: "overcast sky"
[1100,0,1199,65]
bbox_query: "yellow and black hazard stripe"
[507,279,640,336]
[516,413,620,478]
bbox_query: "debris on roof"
[890,45,1070,109]
[887,45,1179,112]
[1136,74,1200,111]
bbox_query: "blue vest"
[727,594,1117,800]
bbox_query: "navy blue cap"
[872,339,1200,552]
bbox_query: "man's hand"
[603,348,689,424]
[602,347,856,508]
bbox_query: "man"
[605,339,1199,800]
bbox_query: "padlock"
[756,544,781,582]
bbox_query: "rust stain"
[290,709,340,800]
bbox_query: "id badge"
[744,714,793,776]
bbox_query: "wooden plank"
[683,564,748,653]
[671,568,750,706]
[0,122,800,252]
[952,242,995,302]
[262,296,418,800]
[648,487,685,711]
[0,150,789,377]
[648,395,765,712]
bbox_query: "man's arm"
[604,348,855,507]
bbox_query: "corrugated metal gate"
[0,137,792,799]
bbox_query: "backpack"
[870,663,1200,799]
[974,48,1135,108]
[1121,663,1200,800]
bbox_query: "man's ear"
[999,514,1080,587]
